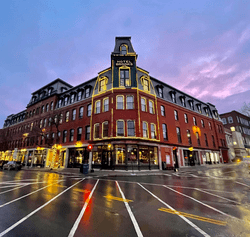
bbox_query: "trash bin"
[80,164,89,174]
[162,161,166,170]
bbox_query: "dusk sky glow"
[1,0,250,127]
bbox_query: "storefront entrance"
[68,147,89,168]
[183,150,200,166]
[101,151,113,169]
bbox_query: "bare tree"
[240,102,250,117]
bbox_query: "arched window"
[121,45,127,55]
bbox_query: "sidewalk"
[21,163,242,177]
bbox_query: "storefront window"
[93,146,102,165]
[127,145,138,164]
[115,145,126,164]
[68,148,89,168]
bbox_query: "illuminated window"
[40,119,43,128]
[103,98,109,112]
[78,91,82,101]
[85,126,90,140]
[99,78,107,92]
[30,123,33,131]
[151,124,156,139]
[70,94,75,103]
[72,109,76,120]
[161,105,165,116]
[121,45,127,55]
[95,100,101,114]
[201,119,205,127]
[127,120,135,136]
[126,96,134,109]
[63,130,67,143]
[79,107,84,118]
[94,123,100,139]
[120,69,130,87]
[149,100,154,114]
[141,98,146,112]
[70,129,74,142]
[162,124,168,140]
[174,110,178,120]
[117,120,124,136]
[143,79,149,91]
[204,133,208,146]
[77,127,82,141]
[158,87,163,98]
[187,129,192,145]
[193,117,197,126]
[65,111,69,122]
[102,121,109,137]
[176,127,182,143]
[64,97,68,105]
[59,113,63,124]
[85,88,90,98]
[143,122,148,138]
[46,104,49,112]
[184,114,188,123]
[117,96,124,109]
[87,104,92,116]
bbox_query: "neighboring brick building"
[0,37,228,170]
[220,110,250,158]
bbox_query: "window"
[209,122,212,130]
[48,88,52,95]
[121,45,127,54]
[94,123,100,139]
[72,109,76,120]
[30,123,33,131]
[189,100,194,110]
[149,100,154,114]
[102,121,109,137]
[79,107,84,118]
[201,119,205,128]
[54,115,58,124]
[85,88,90,98]
[70,94,75,103]
[228,116,233,123]
[120,69,130,87]
[196,132,200,146]
[176,127,182,143]
[58,100,62,108]
[95,100,101,114]
[127,120,135,136]
[174,110,178,120]
[117,120,124,136]
[63,130,67,143]
[40,119,43,128]
[99,78,107,92]
[33,109,35,116]
[171,92,176,103]
[126,96,134,109]
[184,114,188,123]
[151,124,156,139]
[65,111,69,122]
[103,98,109,112]
[187,129,192,145]
[143,79,149,91]
[41,105,45,113]
[204,133,208,146]
[46,104,49,112]
[222,118,227,124]
[212,135,215,147]
[59,113,63,124]
[193,117,197,126]
[85,126,90,140]
[70,129,74,142]
[77,127,82,141]
[181,97,186,107]
[48,117,52,126]
[64,97,68,105]
[158,87,163,98]
[162,124,168,140]
[78,91,82,101]
[43,118,47,127]
[197,104,201,113]
[143,122,148,138]
[117,96,124,109]
[57,131,61,139]
[141,98,146,112]
[87,104,92,116]
[161,106,165,116]
[204,107,209,116]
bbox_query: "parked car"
[0,160,8,169]
[3,161,22,171]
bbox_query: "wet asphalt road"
[0,164,250,237]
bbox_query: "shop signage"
[116,60,133,66]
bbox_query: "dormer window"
[170,92,176,103]
[143,79,149,91]
[48,88,52,96]
[158,87,163,98]
[197,104,202,113]
[204,107,209,116]
[180,96,186,107]
[99,77,108,92]
[70,94,75,103]
[64,97,68,105]
[121,45,127,55]
[85,88,90,98]
[189,100,194,110]
[213,110,218,118]
[78,91,82,100]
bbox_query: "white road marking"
[0,179,38,184]
[0,184,30,195]
[190,174,198,178]
[0,180,64,208]
[164,185,236,219]
[138,183,210,237]
[0,184,25,189]
[117,181,143,237]
[236,181,250,188]
[195,188,240,204]
[0,178,85,237]
[172,173,180,177]
[68,179,99,237]
[164,174,172,176]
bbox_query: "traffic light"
[87,144,93,151]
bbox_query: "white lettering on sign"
[116,60,133,66]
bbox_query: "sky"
[1,0,250,127]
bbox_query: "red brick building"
[0,37,228,170]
